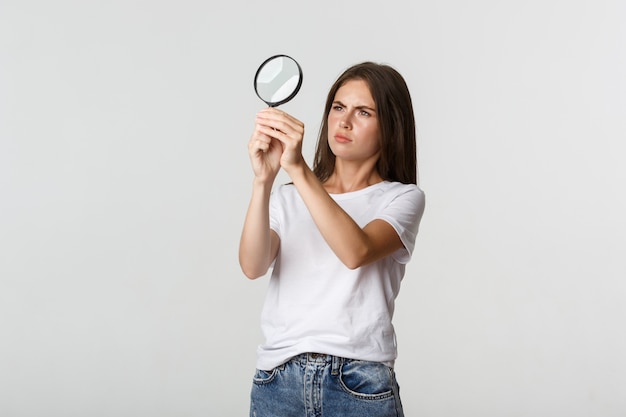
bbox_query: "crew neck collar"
[328,181,389,199]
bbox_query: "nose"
[339,114,351,129]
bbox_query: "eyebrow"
[332,100,377,112]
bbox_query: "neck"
[324,159,383,194]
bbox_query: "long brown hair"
[313,62,417,185]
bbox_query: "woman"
[239,61,425,417]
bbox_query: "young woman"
[239,62,425,417]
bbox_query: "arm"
[239,179,280,279]
[238,112,284,279]
[255,108,403,269]
[287,165,403,269]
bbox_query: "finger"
[249,134,272,151]
[256,118,303,141]
[261,110,304,135]
[255,114,290,132]
[257,109,303,131]
[257,125,290,143]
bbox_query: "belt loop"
[331,355,341,376]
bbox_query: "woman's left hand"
[255,108,306,173]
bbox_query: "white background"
[1,1,625,416]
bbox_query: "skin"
[239,79,404,279]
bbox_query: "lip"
[334,134,351,143]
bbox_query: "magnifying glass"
[254,54,303,107]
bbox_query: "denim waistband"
[290,352,344,375]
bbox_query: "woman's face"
[327,79,381,163]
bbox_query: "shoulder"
[376,182,425,223]
[380,181,425,203]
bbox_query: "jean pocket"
[339,360,394,400]
[252,368,279,385]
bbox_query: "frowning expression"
[327,79,381,163]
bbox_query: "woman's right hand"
[248,113,284,183]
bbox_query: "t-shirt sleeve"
[268,187,281,236]
[376,185,425,264]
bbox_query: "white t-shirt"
[256,180,425,371]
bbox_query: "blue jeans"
[250,353,404,417]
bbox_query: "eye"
[332,105,344,111]
[359,110,371,117]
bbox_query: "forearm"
[287,165,374,269]
[239,179,276,279]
